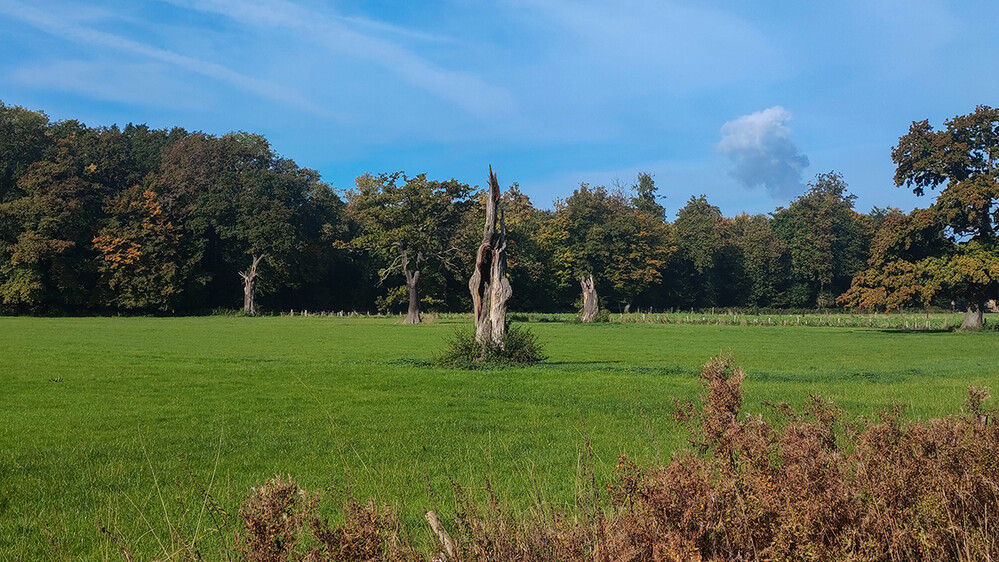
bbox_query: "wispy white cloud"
[717,106,809,199]
[337,14,454,44]
[161,0,515,118]
[11,60,210,109]
[0,0,333,116]
[503,0,782,92]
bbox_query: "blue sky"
[1,0,997,216]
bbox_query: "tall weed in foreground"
[93,429,237,561]
[234,475,421,562]
[598,356,999,561]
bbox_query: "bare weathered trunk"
[579,273,598,322]
[402,251,421,324]
[960,301,985,331]
[240,254,264,316]
[469,166,512,347]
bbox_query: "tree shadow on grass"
[384,358,435,368]
[542,362,695,376]
[872,328,955,334]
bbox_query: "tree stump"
[579,273,599,322]
[960,300,985,331]
[469,166,512,347]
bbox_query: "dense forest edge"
[1,101,996,328]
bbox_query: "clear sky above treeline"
[1,0,997,216]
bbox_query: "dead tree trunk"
[960,300,985,331]
[240,254,264,316]
[469,166,512,347]
[401,250,421,324]
[579,273,599,322]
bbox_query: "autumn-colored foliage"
[842,106,999,329]
[93,182,182,310]
[237,475,420,562]
[5,100,997,316]
[596,358,999,560]
[238,475,318,562]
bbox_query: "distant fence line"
[259,309,976,331]
[610,312,958,331]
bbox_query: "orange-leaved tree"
[840,106,999,329]
[93,178,182,311]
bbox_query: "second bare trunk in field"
[579,273,598,322]
[240,254,264,316]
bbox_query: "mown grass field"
[1,315,997,559]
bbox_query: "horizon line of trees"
[1,101,996,328]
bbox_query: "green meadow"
[2,315,997,559]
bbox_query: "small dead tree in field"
[469,166,512,347]
[240,254,265,316]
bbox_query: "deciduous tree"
[668,195,731,308]
[540,182,672,321]
[345,172,475,324]
[843,106,999,329]
[731,213,787,307]
[772,172,870,307]
[93,178,182,311]
[0,102,50,204]
[631,172,666,221]
[156,132,342,314]
[0,136,105,309]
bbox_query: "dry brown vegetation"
[212,356,999,560]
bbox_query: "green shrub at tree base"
[435,324,547,368]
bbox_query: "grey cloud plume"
[717,106,809,198]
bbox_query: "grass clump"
[435,324,547,368]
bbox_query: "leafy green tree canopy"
[345,172,475,324]
[540,181,673,319]
[772,172,870,307]
[0,102,50,203]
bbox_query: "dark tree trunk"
[469,166,512,347]
[579,273,598,322]
[960,300,985,331]
[240,254,264,316]
[401,250,421,324]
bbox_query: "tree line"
[1,101,995,327]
